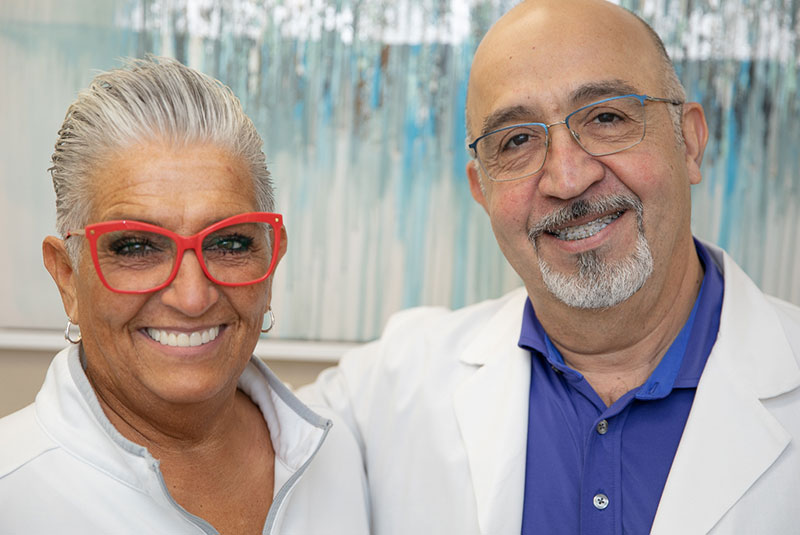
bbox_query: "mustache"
[527,194,644,242]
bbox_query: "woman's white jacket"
[0,346,370,535]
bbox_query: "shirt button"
[596,419,609,435]
[593,493,610,510]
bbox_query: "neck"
[85,362,275,533]
[531,241,704,406]
[87,372,245,455]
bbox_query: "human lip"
[145,326,221,347]
[548,211,624,241]
[528,194,643,245]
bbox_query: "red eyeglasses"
[66,212,283,294]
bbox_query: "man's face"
[466,0,705,311]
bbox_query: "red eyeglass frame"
[66,212,284,294]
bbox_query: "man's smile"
[547,211,624,241]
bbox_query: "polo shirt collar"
[518,239,724,400]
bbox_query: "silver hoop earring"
[64,320,82,344]
[260,307,276,333]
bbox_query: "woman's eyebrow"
[100,214,161,226]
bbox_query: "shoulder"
[299,288,528,422]
[712,241,800,356]
[767,295,800,357]
[0,404,59,480]
[351,287,527,364]
[256,376,370,534]
[767,294,800,326]
[0,403,65,528]
[295,404,369,498]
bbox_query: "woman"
[0,57,369,534]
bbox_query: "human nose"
[160,249,219,316]
[537,122,604,200]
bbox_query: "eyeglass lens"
[476,95,647,182]
[94,222,275,292]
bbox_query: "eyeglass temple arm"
[646,96,683,105]
[65,229,86,240]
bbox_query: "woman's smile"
[144,325,222,347]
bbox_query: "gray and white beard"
[529,195,654,310]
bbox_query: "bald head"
[465,0,684,142]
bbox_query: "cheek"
[230,283,271,322]
[77,287,148,343]
[485,183,536,231]
[74,260,149,332]
[609,149,677,206]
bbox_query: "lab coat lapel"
[453,290,530,535]
[651,248,800,534]
[650,349,791,534]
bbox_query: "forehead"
[467,0,664,132]
[87,141,256,231]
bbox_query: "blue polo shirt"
[520,240,724,535]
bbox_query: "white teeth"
[551,212,622,241]
[146,326,220,347]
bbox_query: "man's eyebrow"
[568,80,641,106]
[475,80,642,139]
[478,105,539,138]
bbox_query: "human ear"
[42,236,80,322]
[467,159,489,213]
[276,225,288,264]
[681,102,709,185]
[263,225,288,313]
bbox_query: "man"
[303,1,800,533]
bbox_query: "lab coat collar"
[457,287,528,367]
[651,243,800,534]
[453,244,800,534]
[454,287,530,535]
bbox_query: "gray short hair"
[627,10,687,142]
[50,56,274,263]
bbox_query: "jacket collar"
[651,242,800,533]
[453,288,530,535]
[35,346,330,504]
[458,287,528,367]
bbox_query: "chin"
[144,372,236,405]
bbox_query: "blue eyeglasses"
[468,94,682,182]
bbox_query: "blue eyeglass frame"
[468,93,683,182]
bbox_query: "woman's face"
[47,141,285,411]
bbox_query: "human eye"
[577,96,645,130]
[499,126,544,153]
[203,222,269,259]
[586,106,629,126]
[205,233,254,254]
[108,233,162,257]
[503,132,531,151]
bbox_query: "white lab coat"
[304,242,800,534]
[0,345,370,535]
